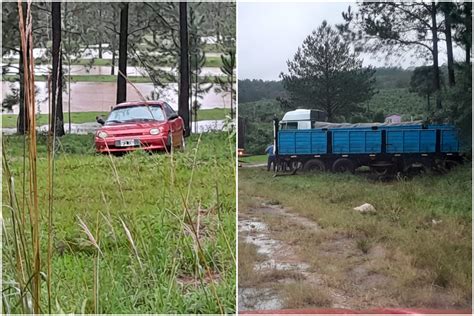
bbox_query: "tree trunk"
[179,2,190,137]
[111,50,116,75]
[98,5,103,59]
[17,2,29,134]
[98,42,102,59]
[230,72,234,119]
[443,4,455,86]
[17,42,29,134]
[430,2,441,109]
[116,2,128,104]
[465,2,472,64]
[51,1,65,136]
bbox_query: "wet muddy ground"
[238,195,468,312]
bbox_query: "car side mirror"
[96,116,105,125]
[168,113,179,120]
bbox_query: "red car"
[95,101,185,154]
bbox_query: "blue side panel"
[278,131,295,154]
[278,130,327,155]
[420,130,436,152]
[386,130,436,153]
[365,132,382,152]
[440,129,459,152]
[311,131,327,153]
[295,132,311,154]
[332,130,381,154]
[332,131,349,153]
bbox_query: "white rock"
[354,203,376,214]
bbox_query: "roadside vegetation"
[2,108,230,129]
[2,132,236,313]
[239,166,471,308]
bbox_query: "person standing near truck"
[265,144,275,171]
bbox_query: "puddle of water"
[239,218,268,232]
[244,234,279,256]
[238,287,283,311]
[255,260,310,271]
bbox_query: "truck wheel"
[304,159,326,172]
[332,158,355,173]
[403,161,427,177]
[289,160,303,171]
[444,159,460,170]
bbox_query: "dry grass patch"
[238,240,263,288]
[259,269,306,283]
[281,282,332,309]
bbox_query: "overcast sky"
[237,2,464,81]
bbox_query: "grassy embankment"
[2,132,236,313]
[239,167,472,307]
[1,108,231,128]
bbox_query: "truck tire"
[332,158,355,173]
[403,161,427,177]
[444,159,460,170]
[303,159,326,172]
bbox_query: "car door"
[163,103,182,145]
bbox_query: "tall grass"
[3,5,236,312]
[3,132,236,313]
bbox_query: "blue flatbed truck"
[273,110,463,174]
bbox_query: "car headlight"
[149,128,160,135]
[97,131,108,139]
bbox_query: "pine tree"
[281,21,375,122]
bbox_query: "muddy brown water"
[1,81,230,115]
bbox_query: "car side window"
[163,103,176,119]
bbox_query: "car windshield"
[105,105,165,124]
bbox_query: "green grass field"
[239,167,472,307]
[1,108,231,128]
[2,132,236,313]
[238,154,267,164]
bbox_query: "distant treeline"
[238,66,458,104]
[238,67,418,103]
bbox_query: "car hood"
[98,121,168,135]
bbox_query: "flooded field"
[3,64,223,77]
[1,81,230,114]
[2,119,225,135]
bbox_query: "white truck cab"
[280,109,327,130]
